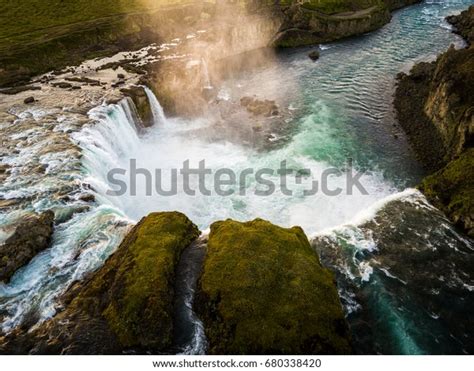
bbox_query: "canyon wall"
[394,6,474,236]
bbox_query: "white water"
[144,86,168,126]
[76,94,397,235]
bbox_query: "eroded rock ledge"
[394,6,474,236]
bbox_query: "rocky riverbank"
[0,213,351,355]
[272,0,421,47]
[394,6,473,236]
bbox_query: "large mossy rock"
[195,218,352,355]
[0,212,200,354]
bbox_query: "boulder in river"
[195,218,352,354]
[240,96,279,117]
[308,50,320,61]
[0,212,200,354]
[0,211,54,283]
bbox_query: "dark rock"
[0,212,200,354]
[240,96,279,117]
[446,5,474,45]
[0,211,55,283]
[308,50,320,61]
[1,86,41,95]
[394,7,474,236]
[23,96,35,104]
[120,86,154,127]
[195,218,352,355]
[117,73,125,79]
[78,193,95,203]
[52,82,72,89]
[65,76,101,85]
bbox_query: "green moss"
[69,211,200,351]
[419,149,474,236]
[197,218,352,354]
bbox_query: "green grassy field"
[0,0,187,41]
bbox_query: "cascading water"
[144,86,168,126]
[201,58,213,90]
[0,0,473,355]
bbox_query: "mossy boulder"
[195,218,352,355]
[0,212,200,354]
[419,148,474,237]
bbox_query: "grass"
[0,1,182,41]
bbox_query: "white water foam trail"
[144,86,168,126]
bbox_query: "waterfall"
[144,86,168,126]
[201,58,213,90]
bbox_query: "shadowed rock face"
[0,212,200,354]
[195,218,352,355]
[0,211,55,283]
[394,6,474,235]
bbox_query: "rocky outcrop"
[0,211,54,283]
[419,149,474,236]
[273,3,391,47]
[394,6,474,235]
[195,218,352,355]
[240,96,279,117]
[120,87,154,127]
[0,212,200,354]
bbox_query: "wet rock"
[308,50,320,61]
[120,86,154,127]
[23,97,35,104]
[0,211,55,283]
[78,193,95,203]
[1,86,41,95]
[52,82,73,89]
[195,218,352,355]
[240,96,279,117]
[0,199,18,209]
[65,76,102,86]
[0,212,200,354]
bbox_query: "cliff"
[394,6,474,236]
